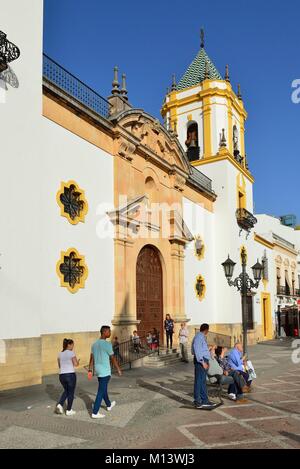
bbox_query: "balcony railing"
[43,54,111,119]
[189,166,213,193]
[236,208,257,233]
[277,286,300,297]
[277,286,289,296]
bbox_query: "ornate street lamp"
[221,247,263,353]
[0,31,20,73]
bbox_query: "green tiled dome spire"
[177,30,222,91]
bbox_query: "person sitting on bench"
[208,346,236,400]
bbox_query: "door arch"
[136,245,163,341]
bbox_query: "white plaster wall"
[40,119,114,334]
[0,0,43,339]
[211,81,227,90]
[183,198,216,325]
[199,161,255,325]
[256,215,300,249]
[0,0,114,340]
[177,85,202,100]
[249,238,276,336]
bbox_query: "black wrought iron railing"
[112,334,160,371]
[189,166,213,193]
[43,54,111,118]
[278,286,300,297]
[277,286,287,296]
[236,208,257,232]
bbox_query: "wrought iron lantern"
[195,275,206,301]
[221,255,236,279]
[194,235,205,260]
[221,249,263,353]
[0,30,20,73]
[251,260,264,282]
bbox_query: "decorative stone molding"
[117,137,136,162]
[275,255,282,266]
[116,111,190,173]
[57,180,88,225]
[169,171,186,192]
[169,210,194,245]
[56,248,88,294]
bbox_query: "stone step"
[143,351,182,368]
[145,352,180,361]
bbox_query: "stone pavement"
[0,340,300,449]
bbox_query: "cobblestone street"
[1,340,300,449]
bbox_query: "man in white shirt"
[178,323,189,363]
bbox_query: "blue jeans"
[194,359,209,405]
[220,374,237,395]
[93,375,111,415]
[59,373,76,411]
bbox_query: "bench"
[206,374,224,404]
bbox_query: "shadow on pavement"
[137,379,193,407]
[280,431,300,443]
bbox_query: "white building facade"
[0,2,296,391]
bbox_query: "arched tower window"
[233,125,243,164]
[185,121,200,162]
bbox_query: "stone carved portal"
[136,245,163,342]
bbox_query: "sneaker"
[92,413,105,419]
[66,409,76,416]
[228,393,237,401]
[194,402,203,409]
[107,401,116,411]
[202,401,217,408]
[55,404,64,414]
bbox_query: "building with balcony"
[0,1,290,390]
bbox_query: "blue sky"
[44,0,300,221]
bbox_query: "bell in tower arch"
[186,121,200,162]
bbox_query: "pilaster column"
[203,96,212,158]
[227,104,233,154]
[240,119,245,163]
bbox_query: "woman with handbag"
[164,314,174,349]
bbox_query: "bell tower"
[162,31,259,337]
[161,29,250,176]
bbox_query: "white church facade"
[1,0,300,391]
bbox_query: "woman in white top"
[56,338,80,416]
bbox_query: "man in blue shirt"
[88,326,122,419]
[227,342,251,389]
[191,323,217,409]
